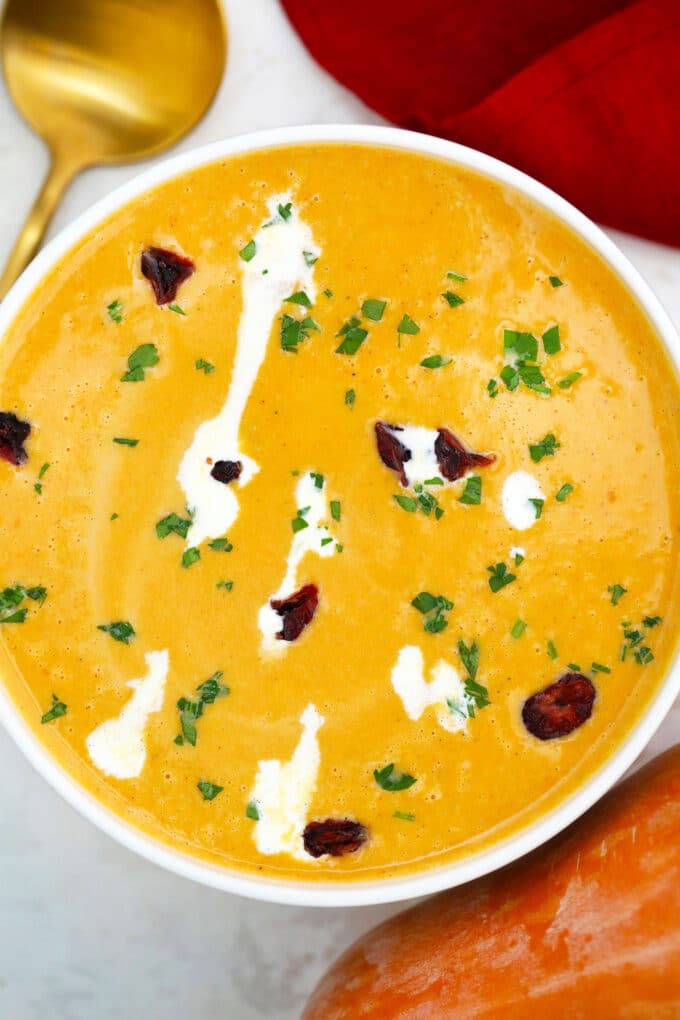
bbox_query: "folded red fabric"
[281,0,680,245]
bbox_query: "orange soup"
[1,143,679,882]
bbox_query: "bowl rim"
[1,123,678,908]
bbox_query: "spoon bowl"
[0,0,226,298]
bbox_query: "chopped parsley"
[175,671,229,746]
[291,507,310,533]
[97,620,135,644]
[456,639,490,716]
[487,562,516,593]
[447,270,467,282]
[330,500,341,522]
[529,433,560,463]
[620,618,658,666]
[209,537,233,552]
[216,580,233,591]
[34,461,50,494]
[197,781,223,801]
[121,343,159,382]
[285,290,312,308]
[567,662,582,672]
[239,240,256,262]
[542,324,561,355]
[394,480,445,520]
[310,472,324,489]
[321,537,333,547]
[195,358,215,374]
[458,474,482,505]
[278,202,292,221]
[110,513,119,521]
[397,314,419,340]
[106,299,124,324]
[549,276,563,288]
[643,615,662,628]
[504,328,538,364]
[592,662,611,674]
[442,291,464,308]
[361,299,387,321]
[555,483,574,502]
[113,437,138,447]
[502,329,551,396]
[513,550,525,566]
[41,694,67,724]
[411,591,453,633]
[529,497,544,519]
[393,811,416,821]
[303,250,318,266]
[373,763,417,792]
[280,313,319,353]
[246,800,260,821]
[511,619,527,639]
[323,288,333,298]
[0,584,47,625]
[336,316,368,356]
[156,512,192,539]
[182,547,200,568]
[344,388,355,407]
[421,354,452,369]
[394,494,418,513]
[557,372,583,389]
[547,640,558,659]
[168,303,186,316]
[487,379,499,399]
[608,583,627,606]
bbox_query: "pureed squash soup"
[1,143,679,883]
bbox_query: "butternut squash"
[304,745,680,1019]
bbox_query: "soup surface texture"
[1,144,679,883]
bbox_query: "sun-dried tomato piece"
[375,422,412,486]
[211,460,242,485]
[141,246,195,305]
[522,673,596,740]
[434,427,496,482]
[271,583,319,641]
[303,818,369,858]
[0,411,30,466]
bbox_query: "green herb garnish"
[549,276,563,288]
[547,640,558,659]
[608,583,627,606]
[216,580,233,591]
[529,497,544,520]
[121,343,159,382]
[107,299,124,324]
[411,591,453,633]
[592,662,611,674]
[303,250,318,266]
[195,358,215,374]
[397,314,419,340]
[344,388,355,407]
[643,616,662,628]
[285,290,312,308]
[197,781,223,801]
[511,619,527,639]
[41,694,67,724]
[458,474,482,505]
[393,494,418,513]
[442,291,464,308]
[310,472,324,489]
[246,800,260,821]
[168,303,186,316]
[209,537,233,552]
[487,562,516,593]
[555,483,574,502]
[280,313,319,353]
[361,299,387,321]
[336,317,368,355]
[457,639,490,715]
[113,437,138,447]
[182,547,201,568]
[447,270,467,282]
[239,240,257,262]
[374,763,417,792]
[330,500,341,522]
[557,372,583,389]
[542,325,561,355]
[487,379,499,398]
[175,671,229,746]
[529,433,560,463]
[393,811,416,821]
[156,512,192,539]
[97,621,135,644]
[278,202,292,221]
[421,354,452,369]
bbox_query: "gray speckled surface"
[0,1,678,1017]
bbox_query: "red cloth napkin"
[281,0,680,246]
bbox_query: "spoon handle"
[0,153,80,301]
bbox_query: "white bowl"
[1,125,679,908]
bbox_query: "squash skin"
[303,745,680,1019]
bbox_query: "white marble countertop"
[0,2,678,1017]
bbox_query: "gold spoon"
[0,0,227,300]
